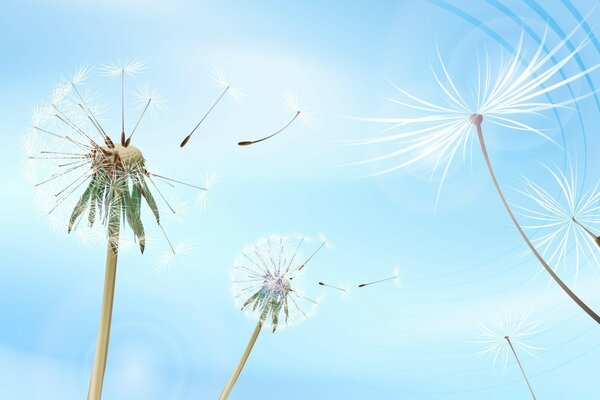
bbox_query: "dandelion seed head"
[196,168,220,214]
[101,58,147,77]
[71,65,92,85]
[474,311,543,372]
[232,233,325,331]
[282,93,317,127]
[155,239,197,270]
[517,166,600,277]
[26,63,203,255]
[135,83,168,114]
[211,66,246,103]
[359,23,599,187]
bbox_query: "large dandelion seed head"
[231,233,326,332]
[25,62,204,255]
[358,23,599,186]
[474,312,543,372]
[517,166,600,278]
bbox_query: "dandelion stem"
[180,86,230,148]
[238,111,300,146]
[125,98,151,147]
[219,307,268,400]
[504,336,537,400]
[474,117,600,324]
[87,234,120,400]
[121,69,125,146]
[297,239,327,271]
[358,275,397,288]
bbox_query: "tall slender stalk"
[504,336,537,400]
[473,114,600,324]
[87,227,120,400]
[219,308,269,400]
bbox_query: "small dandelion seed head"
[474,311,543,372]
[135,83,168,114]
[196,167,221,214]
[232,233,323,331]
[517,165,600,277]
[71,65,92,85]
[155,239,197,270]
[282,93,318,127]
[100,58,147,77]
[210,66,246,103]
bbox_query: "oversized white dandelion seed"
[517,166,600,279]
[475,313,543,399]
[237,93,316,146]
[220,233,329,399]
[360,23,600,324]
[179,67,243,148]
[24,62,210,400]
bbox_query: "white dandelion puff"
[70,65,92,85]
[358,22,600,324]
[517,166,600,280]
[155,239,197,270]
[135,83,168,114]
[100,58,147,77]
[283,93,318,127]
[196,167,220,214]
[211,66,247,103]
[222,233,329,398]
[475,312,543,399]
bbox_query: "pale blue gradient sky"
[1,1,600,399]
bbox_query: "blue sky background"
[1,0,600,399]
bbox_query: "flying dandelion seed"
[318,281,347,292]
[180,67,243,148]
[358,267,400,288]
[196,167,221,214]
[475,313,543,399]
[359,23,600,323]
[517,166,600,281]
[25,62,209,400]
[237,93,316,146]
[155,240,197,270]
[221,233,329,399]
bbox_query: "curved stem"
[238,111,300,146]
[87,234,120,399]
[219,309,268,399]
[505,336,536,400]
[475,121,600,324]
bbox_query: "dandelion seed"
[475,313,543,399]
[155,239,197,270]
[238,94,316,146]
[100,59,146,146]
[26,62,207,400]
[180,68,242,148]
[124,84,168,146]
[360,23,600,324]
[318,281,347,292]
[517,166,600,280]
[358,267,400,288]
[196,167,220,214]
[221,233,329,399]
